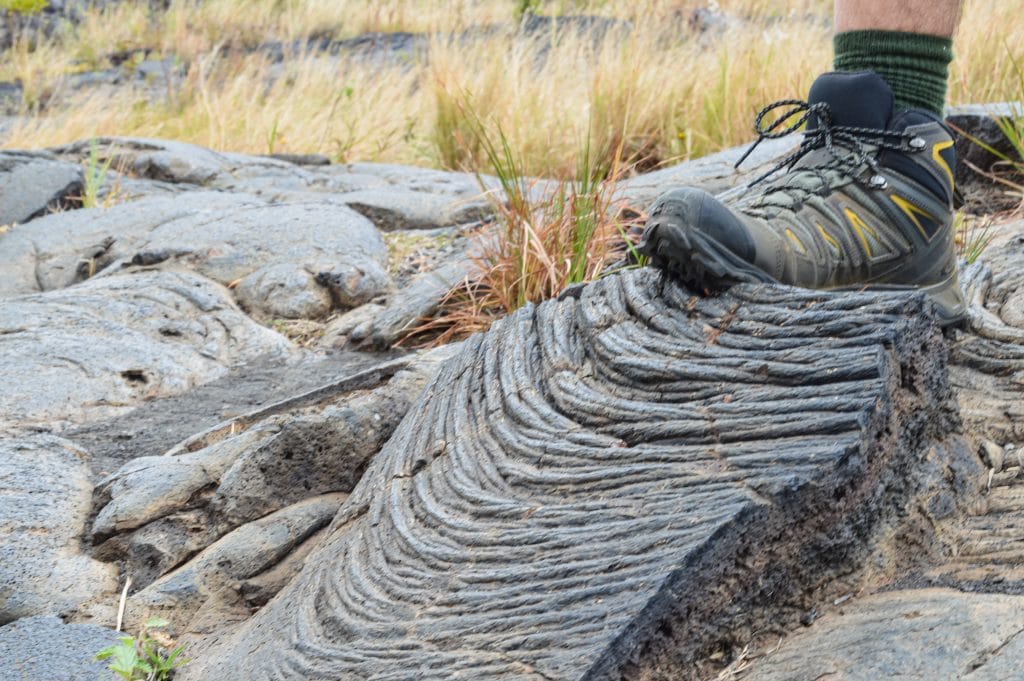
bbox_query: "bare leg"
[835,0,963,37]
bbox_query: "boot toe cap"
[642,187,756,263]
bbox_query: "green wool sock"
[833,30,953,116]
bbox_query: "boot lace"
[734,99,922,191]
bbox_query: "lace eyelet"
[868,174,888,189]
[909,137,927,150]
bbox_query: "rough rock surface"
[90,349,454,619]
[745,589,1024,681]
[67,350,394,475]
[0,191,391,317]
[951,220,1024,444]
[0,437,118,624]
[127,493,346,628]
[0,269,290,429]
[631,219,1024,679]
[333,187,491,231]
[184,270,963,680]
[54,137,235,186]
[235,263,335,319]
[0,150,83,226]
[363,256,474,347]
[922,224,1024,595]
[0,616,121,681]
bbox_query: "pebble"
[981,440,1005,473]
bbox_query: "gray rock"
[331,162,487,197]
[95,509,221,592]
[0,269,291,429]
[930,359,1024,594]
[952,220,1024,444]
[0,150,83,226]
[0,616,121,681]
[314,259,391,309]
[92,351,450,601]
[236,263,334,319]
[209,359,441,526]
[0,191,390,317]
[126,494,345,629]
[305,167,392,193]
[183,271,962,680]
[365,257,474,347]
[92,426,273,538]
[67,67,121,91]
[337,187,492,230]
[319,302,386,347]
[263,152,331,166]
[745,589,1024,681]
[98,172,190,203]
[0,436,118,624]
[53,137,232,185]
[135,57,182,82]
[981,440,1006,473]
[0,191,255,294]
[212,153,322,195]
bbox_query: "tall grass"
[1,0,1022,177]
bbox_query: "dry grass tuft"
[401,101,644,347]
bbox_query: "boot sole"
[644,221,967,327]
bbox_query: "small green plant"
[95,617,188,681]
[81,138,114,209]
[0,0,48,15]
[266,115,281,155]
[954,211,995,265]
[514,0,542,20]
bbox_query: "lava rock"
[745,589,1024,681]
[0,150,83,226]
[952,220,1024,444]
[0,616,122,681]
[53,137,231,185]
[337,187,492,231]
[0,191,391,318]
[364,256,474,347]
[0,437,118,624]
[126,493,345,629]
[0,269,291,429]
[182,270,962,680]
[91,351,451,608]
[236,263,334,320]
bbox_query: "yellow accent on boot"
[817,223,841,256]
[932,140,955,188]
[843,207,879,257]
[890,194,940,240]
[785,228,807,254]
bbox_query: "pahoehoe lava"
[186,268,961,680]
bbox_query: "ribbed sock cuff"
[834,30,953,116]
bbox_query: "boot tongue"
[806,71,894,130]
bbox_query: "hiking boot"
[638,71,966,325]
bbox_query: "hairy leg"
[835,0,963,38]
